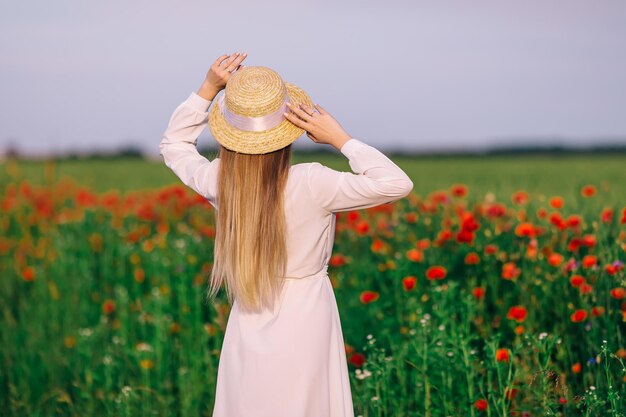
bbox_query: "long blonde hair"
[205,144,292,314]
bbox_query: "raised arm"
[306,138,413,212]
[159,52,248,206]
[159,92,219,204]
[284,100,413,212]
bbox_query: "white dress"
[160,92,414,417]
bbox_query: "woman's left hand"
[197,52,248,101]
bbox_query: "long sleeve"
[306,138,414,213]
[159,92,220,207]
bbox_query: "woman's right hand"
[284,102,352,151]
[197,52,248,101]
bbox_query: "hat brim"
[208,82,313,155]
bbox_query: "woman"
[159,52,413,417]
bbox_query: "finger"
[226,53,247,71]
[216,54,235,67]
[219,53,240,69]
[283,110,312,130]
[214,54,229,67]
[299,103,316,117]
[314,104,328,115]
[286,103,313,123]
[306,131,319,142]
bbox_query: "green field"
[3,152,626,201]
[1,153,626,416]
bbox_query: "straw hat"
[208,66,313,154]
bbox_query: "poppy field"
[1,154,626,416]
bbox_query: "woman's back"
[164,133,413,279]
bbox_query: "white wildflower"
[136,342,153,352]
[78,328,93,337]
[355,368,372,380]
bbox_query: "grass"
[1,153,625,416]
[2,152,626,202]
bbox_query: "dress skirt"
[211,266,355,417]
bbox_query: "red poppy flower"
[406,249,424,263]
[536,207,548,219]
[405,212,418,223]
[549,196,564,209]
[550,212,567,229]
[579,283,593,295]
[464,252,480,265]
[591,306,605,317]
[450,184,468,198]
[349,353,366,367]
[426,266,447,280]
[402,276,417,291]
[569,275,585,287]
[21,266,35,282]
[581,185,596,197]
[582,234,596,247]
[506,305,528,323]
[474,399,488,411]
[486,203,506,218]
[547,253,563,267]
[416,239,430,250]
[572,362,582,373]
[610,287,625,299]
[76,188,98,207]
[514,222,536,238]
[134,268,145,283]
[136,203,155,221]
[199,226,215,238]
[355,220,370,235]
[19,181,31,197]
[329,254,347,267]
[567,215,582,228]
[435,229,453,246]
[511,191,529,205]
[429,190,450,205]
[502,263,521,280]
[460,213,479,232]
[347,211,359,222]
[600,208,613,223]
[472,287,486,300]
[485,244,499,255]
[456,229,474,244]
[570,309,587,322]
[567,238,582,252]
[495,348,510,363]
[102,299,116,315]
[582,255,597,268]
[360,291,379,304]
[371,239,385,253]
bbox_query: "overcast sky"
[1,0,626,156]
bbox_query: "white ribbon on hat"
[218,93,290,132]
